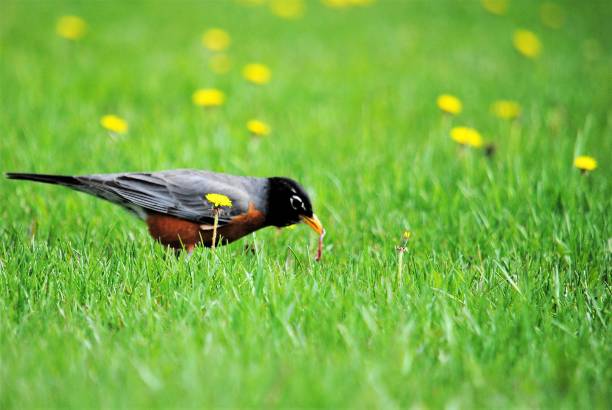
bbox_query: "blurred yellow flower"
[574,156,597,172]
[451,126,483,148]
[270,0,305,19]
[481,0,508,15]
[437,94,463,115]
[209,54,232,74]
[202,28,231,52]
[513,29,542,59]
[205,193,233,208]
[540,2,565,29]
[402,230,411,240]
[192,88,225,107]
[491,100,521,120]
[100,115,128,134]
[56,15,87,40]
[243,63,271,84]
[247,119,271,136]
[322,0,351,8]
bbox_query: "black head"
[266,177,323,234]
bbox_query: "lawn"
[0,0,610,408]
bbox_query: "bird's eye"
[290,195,304,210]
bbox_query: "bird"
[5,170,324,253]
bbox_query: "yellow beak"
[301,214,324,235]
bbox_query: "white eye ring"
[290,195,304,210]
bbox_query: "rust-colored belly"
[146,204,266,250]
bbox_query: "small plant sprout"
[396,230,411,285]
[574,156,597,174]
[205,193,233,249]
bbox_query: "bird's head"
[266,177,324,234]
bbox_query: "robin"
[6,170,324,253]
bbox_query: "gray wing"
[75,170,268,225]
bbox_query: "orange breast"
[145,202,267,250]
[146,213,202,250]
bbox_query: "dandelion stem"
[212,209,219,250]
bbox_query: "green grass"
[1,0,610,408]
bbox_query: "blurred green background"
[0,0,610,408]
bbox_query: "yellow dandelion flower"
[202,28,231,52]
[100,115,128,134]
[513,29,542,59]
[243,63,271,85]
[481,0,508,15]
[270,0,305,19]
[209,54,232,74]
[322,0,351,8]
[451,126,483,148]
[540,2,565,29]
[491,100,521,120]
[192,88,225,107]
[247,119,271,136]
[56,15,87,40]
[574,156,597,172]
[437,94,463,115]
[402,230,412,240]
[205,193,233,207]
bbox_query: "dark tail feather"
[5,172,82,187]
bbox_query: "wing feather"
[76,170,266,225]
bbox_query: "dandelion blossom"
[481,0,508,15]
[574,156,597,172]
[205,193,233,208]
[56,15,87,40]
[451,126,483,148]
[270,0,305,19]
[192,88,225,107]
[491,100,521,120]
[437,94,462,115]
[202,28,231,52]
[247,119,271,136]
[322,0,351,8]
[209,54,232,74]
[513,29,542,59]
[100,115,128,134]
[243,63,271,85]
[540,2,565,29]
